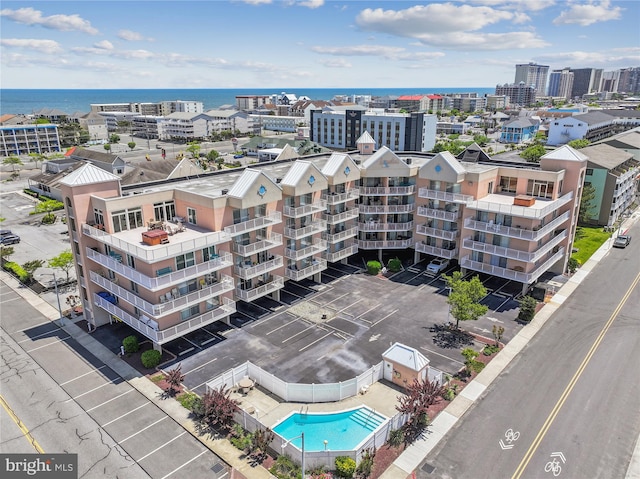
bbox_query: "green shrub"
[517,296,538,323]
[483,344,500,356]
[335,456,356,478]
[270,454,300,479]
[356,448,375,478]
[387,428,404,448]
[3,261,30,283]
[366,260,381,275]
[387,257,402,272]
[122,335,139,353]
[177,391,200,411]
[228,424,253,451]
[141,349,161,368]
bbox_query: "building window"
[176,252,195,270]
[111,207,142,233]
[94,208,104,227]
[154,201,176,221]
[187,207,196,224]
[180,305,200,321]
[203,246,217,262]
[585,168,593,176]
[499,176,518,193]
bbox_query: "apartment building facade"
[0,124,61,157]
[515,62,549,98]
[60,140,585,352]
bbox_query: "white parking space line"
[266,316,301,335]
[137,431,188,462]
[247,310,287,329]
[14,320,53,333]
[353,304,379,323]
[299,331,334,352]
[183,337,201,350]
[86,389,134,412]
[18,329,70,343]
[321,292,350,305]
[182,357,218,376]
[59,366,108,386]
[372,309,399,327]
[420,346,465,366]
[494,296,513,312]
[25,336,70,353]
[119,416,168,443]
[65,380,120,401]
[161,450,208,479]
[336,298,363,314]
[102,402,150,427]
[0,296,23,304]
[282,323,317,344]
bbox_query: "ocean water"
[1,88,495,115]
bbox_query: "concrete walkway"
[380,210,640,479]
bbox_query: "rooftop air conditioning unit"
[276,178,282,183]
[221,189,229,195]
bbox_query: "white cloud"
[94,40,114,50]
[0,38,62,54]
[297,0,324,8]
[536,47,640,66]
[319,58,352,68]
[0,7,98,34]
[241,0,272,5]
[311,45,407,59]
[553,0,623,26]
[118,29,143,41]
[72,45,155,60]
[467,0,556,12]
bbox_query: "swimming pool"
[272,407,386,452]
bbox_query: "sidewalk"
[380,210,640,479]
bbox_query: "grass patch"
[150,373,164,384]
[572,226,611,265]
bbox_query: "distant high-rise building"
[515,62,549,98]
[570,68,603,99]
[548,68,574,99]
[617,67,640,94]
[495,83,536,107]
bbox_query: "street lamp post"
[282,432,305,478]
[46,272,64,326]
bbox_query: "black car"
[613,235,631,248]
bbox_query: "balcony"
[416,206,459,222]
[232,233,282,256]
[462,230,566,263]
[284,240,327,260]
[359,221,414,232]
[356,239,414,249]
[323,244,359,263]
[285,259,327,281]
[359,204,416,214]
[223,211,282,236]
[463,212,570,241]
[322,208,359,224]
[466,192,574,219]
[94,294,235,345]
[91,271,234,317]
[418,188,474,204]
[233,256,283,280]
[284,220,327,240]
[283,200,327,218]
[322,189,359,205]
[360,185,415,196]
[86,248,233,291]
[83,224,229,263]
[460,247,565,284]
[235,275,284,302]
[414,242,458,259]
[322,226,358,244]
[415,224,457,240]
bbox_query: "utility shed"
[382,342,430,388]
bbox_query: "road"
[417,221,640,479]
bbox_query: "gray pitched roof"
[581,144,634,170]
[60,163,120,186]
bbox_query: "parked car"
[0,231,21,245]
[233,154,244,159]
[613,235,631,248]
[427,258,450,273]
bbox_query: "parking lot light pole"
[47,272,64,326]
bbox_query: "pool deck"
[232,381,402,429]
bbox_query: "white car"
[427,258,449,274]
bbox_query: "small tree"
[141,349,162,368]
[578,183,597,225]
[186,141,201,158]
[165,365,185,397]
[123,335,139,353]
[109,134,121,144]
[248,428,275,464]
[21,260,44,283]
[568,139,590,149]
[1,246,14,260]
[461,348,484,376]
[387,257,402,272]
[206,149,220,162]
[492,325,505,346]
[201,385,240,434]
[517,296,538,323]
[3,156,23,172]
[34,199,63,223]
[127,141,136,151]
[48,250,74,283]
[396,378,445,444]
[442,271,488,329]
[103,143,111,152]
[520,143,546,163]
[567,257,580,274]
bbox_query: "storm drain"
[421,462,436,474]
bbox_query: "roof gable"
[362,146,410,175]
[382,342,429,371]
[226,169,282,208]
[540,145,588,162]
[281,160,327,191]
[356,130,375,145]
[419,151,465,182]
[321,153,361,182]
[60,163,121,187]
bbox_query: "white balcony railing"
[93,294,235,344]
[283,220,327,240]
[284,240,327,260]
[322,227,358,244]
[285,259,327,281]
[463,211,570,242]
[415,224,457,240]
[360,185,415,196]
[416,206,459,222]
[322,189,360,205]
[414,242,458,259]
[232,233,282,256]
[83,224,229,263]
[418,188,474,204]
[323,244,359,263]
[283,200,327,218]
[356,239,414,249]
[91,271,234,317]
[235,275,284,302]
[359,204,416,214]
[223,212,282,236]
[462,230,566,264]
[322,208,360,224]
[466,192,574,219]
[86,248,232,291]
[233,256,283,280]
[358,221,414,232]
[460,247,565,284]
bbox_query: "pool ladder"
[365,408,375,427]
[300,405,309,415]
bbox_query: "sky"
[1,0,639,89]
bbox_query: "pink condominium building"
[60,136,587,351]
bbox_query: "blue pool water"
[272,407,386,452]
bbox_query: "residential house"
[499,117,540,143]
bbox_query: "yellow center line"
[512,271,640,479]
[0,393,45,454]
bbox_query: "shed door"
[384,361,393,381]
